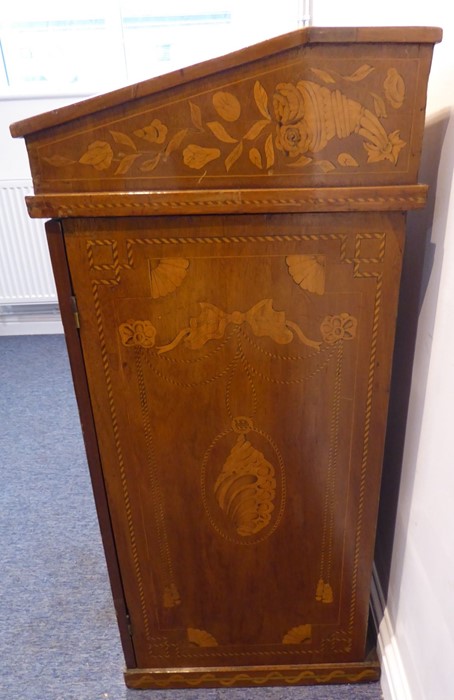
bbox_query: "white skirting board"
[370,563,411,700]
[0,305,63,336]
[0,319,63,335]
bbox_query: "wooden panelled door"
[63,210,403,677]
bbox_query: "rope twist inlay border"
[84,227,387,655]
[29,192,426,217]
[91,277,152,646]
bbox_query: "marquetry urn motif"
[213,433,277,537]
[12,24,441,692]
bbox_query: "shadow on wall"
[374,108,452,596]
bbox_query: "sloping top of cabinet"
[10,26,442,218]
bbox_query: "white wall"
[313,2,454,699]
[1,95,91,180]
[0,95,90,335]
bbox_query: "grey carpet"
[0,335,383,700]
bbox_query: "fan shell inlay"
[149,257,189,299]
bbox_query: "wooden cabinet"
[11,26,441,690]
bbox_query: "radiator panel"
[0,180,57,305]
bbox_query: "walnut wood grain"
[45,220,136,668]
[11,28,441,195]
[124,656,380,689]
[26,184,428,218]
[61,210,404,670]
[12,25,440,689]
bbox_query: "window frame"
[0,1,311,99]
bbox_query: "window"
[0,1,311,96]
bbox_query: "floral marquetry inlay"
[119,320,156,348]
[119,307,359,353]
[41,59,411,183]
[156,299,321,354]
[320,313,357,345]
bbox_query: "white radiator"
[0,180,57,306]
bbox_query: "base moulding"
[124,655,380,690]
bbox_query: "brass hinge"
[70,295,80,329]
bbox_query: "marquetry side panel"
[62,212,404,673]
[25,41,435,193]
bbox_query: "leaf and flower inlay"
[120,303,359,556]
[120,298,359,555]
[155,299,321,354]
[119,319,156,348]
[320,313,357,344]
[119,308,358,352]
[44,62,408,178]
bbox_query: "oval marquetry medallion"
[201,421,286,545]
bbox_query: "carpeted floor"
[0,335,383,700]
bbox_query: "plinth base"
[124,652,380,690]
